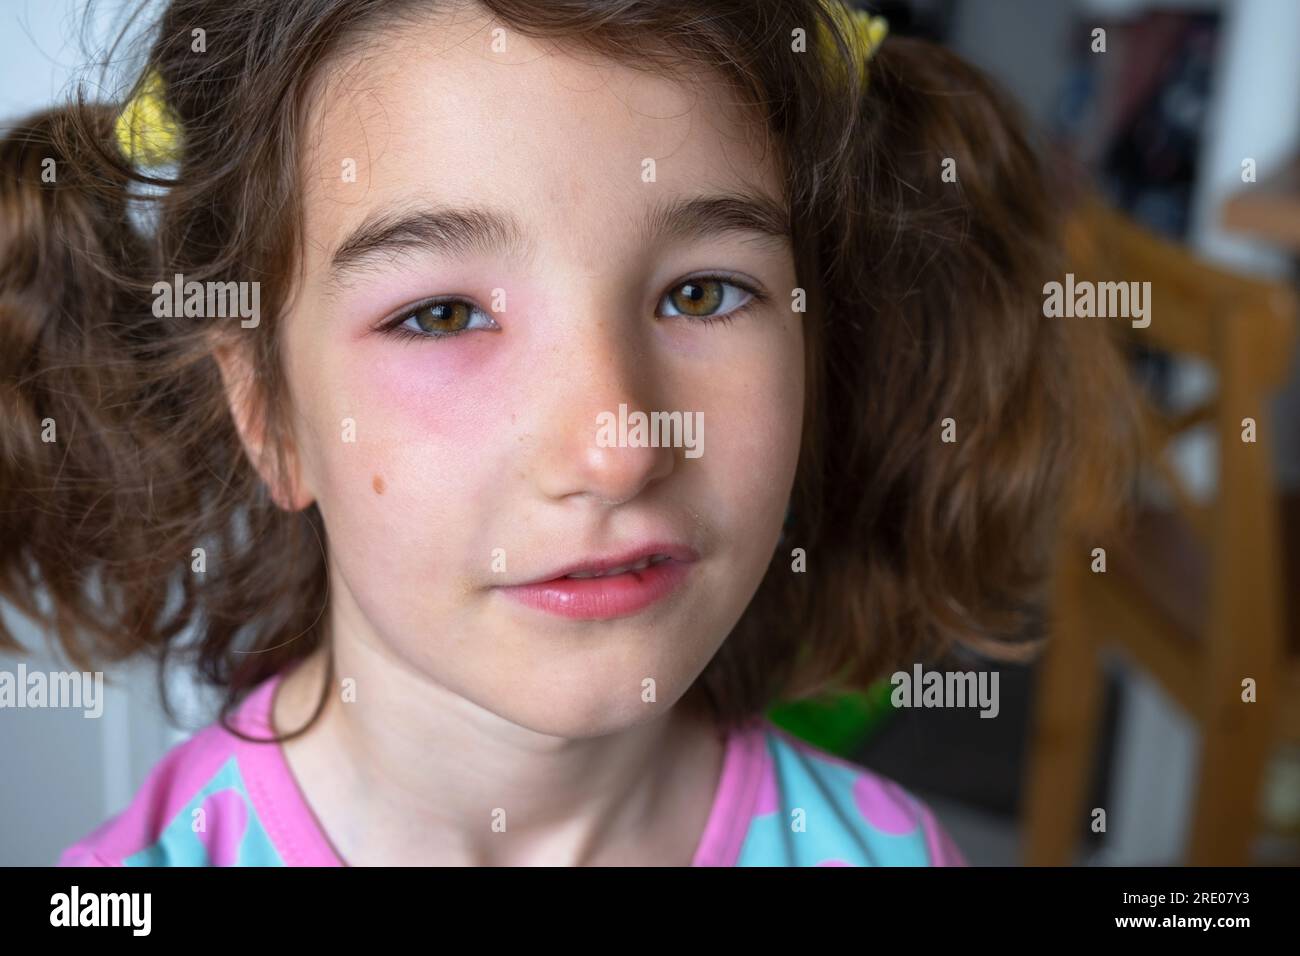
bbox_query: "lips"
[497,544,697,620]
[521,544,698,585]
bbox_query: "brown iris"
[668,279,725,317]
[411,301,474,334]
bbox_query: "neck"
[272,622,724,866]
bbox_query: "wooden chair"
[1022,200,1300,865]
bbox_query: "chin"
[490,684,687,740]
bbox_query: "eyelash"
[377,301,497,344]
[656,273,767,326]
[375,273,767,342]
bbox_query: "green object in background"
[766,680,895,758]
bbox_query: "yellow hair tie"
[819,1,889,86]
[114,69,181,166]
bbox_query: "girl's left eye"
[657,276,763,321]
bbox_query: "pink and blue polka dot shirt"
[59,672,967,867]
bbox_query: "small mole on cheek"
[372,475,386,495]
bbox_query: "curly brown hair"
[0,0,1138,741]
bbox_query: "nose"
[528,317,676,507]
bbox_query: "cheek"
[358,333,515,446]
[291,325,519,494]
[738,314,804,469]
[282,331,521,597]
[697,320,805,547]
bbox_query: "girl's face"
[261,8,803,737]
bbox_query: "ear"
[211,341,314,511]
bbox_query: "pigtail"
[0,105,163,665]
[0,103,329,727]
[811,35,1139,672]
[706,33,1141,722]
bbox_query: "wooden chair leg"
[1022,539,1105,865]
[1188,664,1277,864]
[1188,384,1284,864]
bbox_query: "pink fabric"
[228,676,344,865]
[59,673,343,867]
[690,715,769,866]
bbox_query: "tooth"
[562,555,675,580]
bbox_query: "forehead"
[296,6,785,273]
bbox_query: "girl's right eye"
[381,299,501,340]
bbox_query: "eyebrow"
[326,191,792,289]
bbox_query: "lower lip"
[498,560,693,620]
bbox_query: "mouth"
[557,552,673,579]
[497,545,697,620]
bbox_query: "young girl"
[1,0,1134,866]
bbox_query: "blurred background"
[853,0,1300,866]
[2,0,1299,865]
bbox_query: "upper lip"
[507,543,699,585]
